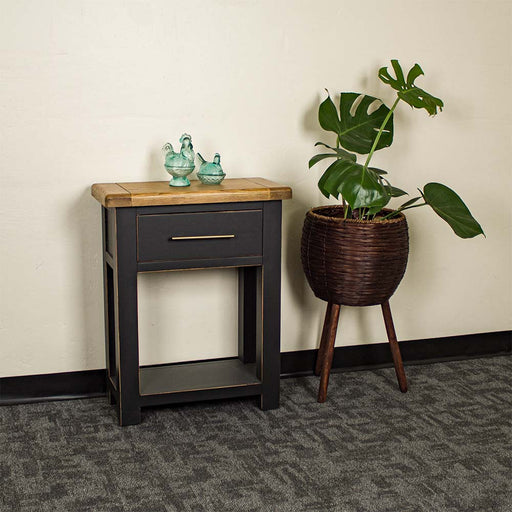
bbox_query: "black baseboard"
[280,330,511,377]
[1,331,510,405]
[0,369,107,406]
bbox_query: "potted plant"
[302,60,484,402]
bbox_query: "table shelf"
[139,359,261,407]
[140,358,260,395]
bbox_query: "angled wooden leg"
[381,300,408,393]
[315,302,333,376]
[317,304,341,403]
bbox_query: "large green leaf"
[378,176,407,197]
[398,89,444,116]
[379,60,444,115]
[422,183,484,238]
[343,167,390,209]
[308,153,337,168]
[317,92,393,155]
[337,93,393,154]
[385,185,408,198]
[309,144,357,169]
[318,159,353,199]
[314,142,358,161]
[318,94,342,133]
[379,60,408,91]
[368,167,387,175]
[318,159,389,209]
[406,63,424,87]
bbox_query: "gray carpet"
[1,356,511,512]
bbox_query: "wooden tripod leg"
[381,300,408,393]
[318,304,341,403]
[315,302,333,376]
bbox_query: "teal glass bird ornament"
[162,133,195,187]
[197,153,226,185]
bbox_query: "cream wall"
[1,0,510,377]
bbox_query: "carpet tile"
[1,356,511,512]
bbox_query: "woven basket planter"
[301,205,409,306]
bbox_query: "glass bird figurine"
[162,133,195,187]
[197,153,226,185]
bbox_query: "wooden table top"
[91,178,292,208]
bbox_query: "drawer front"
[137,210,263,262]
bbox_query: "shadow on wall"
[302,91,325,139]
[279,92,330,351]
[283,201,308,302]
[67,188,105,370]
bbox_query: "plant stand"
[315,300,407,403]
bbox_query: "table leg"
[114,208,141,425]
[259,201,282,411]
[102,207,117,404]
[238,266,257,364]
[107,389,116,405]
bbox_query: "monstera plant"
[301,60,484,404]
[309,60,483,238]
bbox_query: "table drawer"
[137,210,263,262]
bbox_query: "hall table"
[91,178,292,425]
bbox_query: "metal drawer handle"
[169,234,235,241]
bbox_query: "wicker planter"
[301,205,409,306]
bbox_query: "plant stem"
[400,202,427,212]
[337,136,347,209]
[381,202,427,220]
[364,96,400,170]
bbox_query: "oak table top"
[91,177,292,208]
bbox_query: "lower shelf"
[139,358,261,406]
